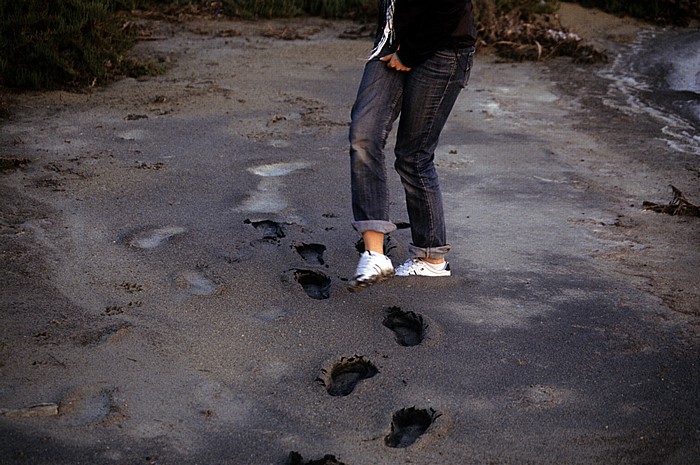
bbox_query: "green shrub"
[0,0,135,90]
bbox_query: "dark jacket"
[381,0,477,68]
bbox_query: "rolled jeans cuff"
[352,220,397,235]
[408,243,451,260]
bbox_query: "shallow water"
[600,27,700,154]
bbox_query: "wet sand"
[1,5,699,464]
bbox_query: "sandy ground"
[1,4,699,464]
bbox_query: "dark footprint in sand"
[385,407,440,448]
[245,219,285,241]
[286,452,346,465]
[294,269,331,300]
[317,356,378,397]
[293,242,326,265]
[383,306,427,347]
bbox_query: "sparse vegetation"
[215,0,376,19]
[0,0,376,90]
[474,0,606,63]
[1,1,697,91]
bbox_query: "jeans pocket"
[458,48,475,88]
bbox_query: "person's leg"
[394,47,474,269]
[348,59,405,290]
[350,59,405,246]
[361,230,386,254]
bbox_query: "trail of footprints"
[242,218,333,300]
[293,307,436,463]
[126,220,331,299]
[246,218,439,459]
[124,220,438,462]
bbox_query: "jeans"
[350,46,475,260]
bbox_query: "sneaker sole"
[395,271,451,277]
[347,270,395,293]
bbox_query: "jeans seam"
[415,53,459,247]
[382,78,403,219]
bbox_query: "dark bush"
[0,0,139,90]
[218,0,376,19]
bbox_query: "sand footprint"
[60,386,124,426]
[317,356,378,397]
[382,307,428,347]
[384,407,440,448]
[293,242,326,266]
[514,384,569,410]
[286,451,345,465]
[245,219,285,241]
[76,322,131,346]
[293,269,331,300]
[127,226,186,249]
[176,271,219,296]
[241,161,310,213]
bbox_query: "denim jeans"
[350,46,475,260]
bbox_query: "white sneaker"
[395,258,451,277]
[348,251,394,292]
